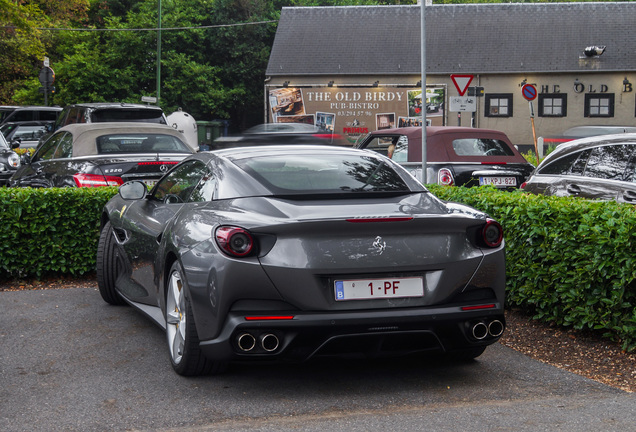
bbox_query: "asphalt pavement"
[1,286,634,432]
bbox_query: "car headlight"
[7,152,20,168]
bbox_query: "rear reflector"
[346,217,413,223]
[73,173,123,187]
[244,316,295,321]
[461,304,496,311]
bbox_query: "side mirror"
[10,138,21,149]
[119,180,148,200]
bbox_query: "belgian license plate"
[334,277,424,301]
[479,176,517,187]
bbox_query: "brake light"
[137,161,179,166]
[346,217,413,223]
[215,226,255,257]
[482,219,503,248]
[73,173,123,187]
[438,168,454,186]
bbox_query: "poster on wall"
[267,86,445,144]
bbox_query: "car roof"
[244,123,321,134]
[562,125,636,138]
[538,133,636,167]
[65,102,163,111]
[55,123,188,157]
[3,106,62,111]
[367,126,510,138]
[211,144,368,160]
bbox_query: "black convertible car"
[10,123,192,188]
[97,145,506,376]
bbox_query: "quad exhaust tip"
[471,319,504,340]
[236,332,280,353]
[260,333,280,352]
[237,333,256,352]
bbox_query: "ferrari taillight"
[73,173,123,187]
[438,168,454,186]
[482,219,503,248]
[215,226,255,257]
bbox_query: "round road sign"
[522,84,537,101]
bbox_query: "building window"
[538,94,567,117]
[584,94,615,117]
[485,94,513,117]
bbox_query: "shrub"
[0,187,118,278]
[427,184,636,352]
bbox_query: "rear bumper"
[198,304,505,362]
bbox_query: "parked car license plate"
[479,176,517,187]
[334,277,424,301]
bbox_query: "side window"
[11,110,35,122]
[538,94,567,117]
[362,135,403,159]
[391,136,408,162]
[152,160,209,203]
[39,110,59,121]
[485,94,513,117]
[33,133,65,162]
[54,107,70,130]
[583,144,634,180]
[584,94,615,118]
[538,151,589,176]
[53,133,73,159]
[189,172,216,202]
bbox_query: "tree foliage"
[0,0,625,130]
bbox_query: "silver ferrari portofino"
[97,145,506,376]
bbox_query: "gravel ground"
[1,273,634,393]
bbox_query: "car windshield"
[92,109,166,124]
[96,134,191,154]
[234,153,410,194]
[451,138,515,156]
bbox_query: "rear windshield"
[234,153,410,194]
[96,134,191,154]
[451,138,515,156]
[92,109,166,124]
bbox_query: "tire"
[165,261,226,376]
[96,221,127,306]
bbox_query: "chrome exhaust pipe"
[237,333,256,352]
[260,333,280,352]
[488,320,504,337]
[471,322,488,340]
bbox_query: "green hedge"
[428,185,636,352]
[0,187,118,278]
[1,185,634,351]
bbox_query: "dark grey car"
[97,145,506,376]
[521,134,636,203]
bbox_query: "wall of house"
[265,71,636,149]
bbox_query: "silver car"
[97,145,506,376]
[522,133,636,203]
